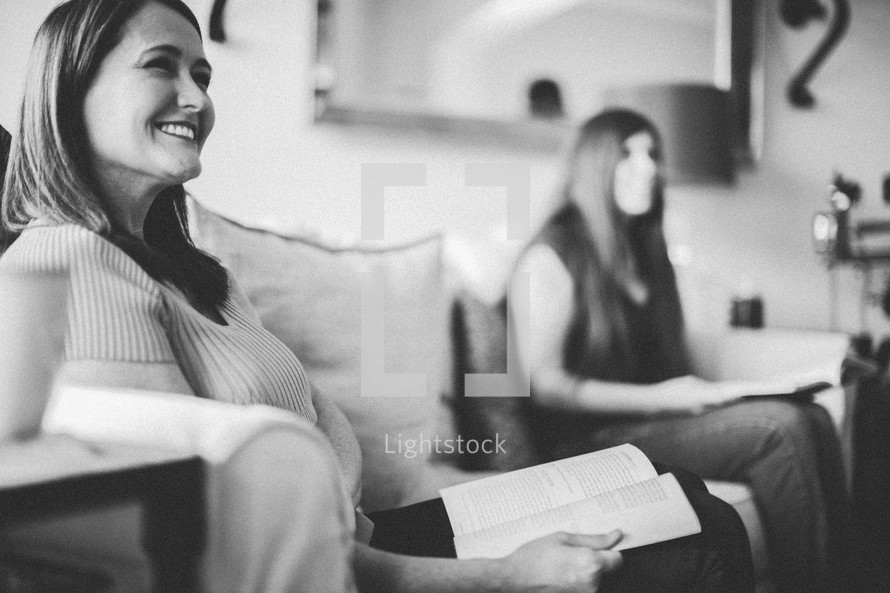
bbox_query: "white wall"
[671,0,890,334]
[0,0,58,128]
[2,0,889,335]
[329,0,716,119]
[432,3,715,119]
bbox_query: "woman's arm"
[511,245,740,416]
[62,359,365,506]
[311,383,363,507]
[354,531,622,593]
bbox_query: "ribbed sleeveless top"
[0,223,316,423]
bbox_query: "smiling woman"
[81,3,215,238]
[1,0,229,318]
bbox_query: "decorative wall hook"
[780,0,850,108]
[209,0,229,43]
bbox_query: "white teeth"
[159,123,195,140]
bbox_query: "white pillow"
[190,200,446,512]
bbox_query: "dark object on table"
[730,295,764,328]
[528,78,564,119]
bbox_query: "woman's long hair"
[534,109,690,383]
[1,0,228,312]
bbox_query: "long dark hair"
[1,0,228,312]
[534,109,690,383]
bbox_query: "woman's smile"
[156,121,197,142]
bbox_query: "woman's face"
[82,1,214,201]
[613,131,658,216]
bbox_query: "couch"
[188,200,857,592]
[0,200,856,592]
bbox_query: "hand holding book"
[439,444,702,560]
[499,531,624,591]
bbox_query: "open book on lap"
[722,371,837,402]
[735,379,834,402]
[439,444,701,559]
[712,328,850,402]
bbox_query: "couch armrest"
[39,385,356,593]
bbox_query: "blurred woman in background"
[510,108,850,593]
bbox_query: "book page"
[453,473,701,558]
[440,444,656,537]
[715,330,849,386]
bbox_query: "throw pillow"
[190,200,446,512]
[445,290,542,472]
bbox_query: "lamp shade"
[602,83,734,185]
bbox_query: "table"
[0,435,205,593]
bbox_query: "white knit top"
[0,223,317,423]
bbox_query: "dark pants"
[369,465,754,593]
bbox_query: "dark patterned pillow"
[446,290,541,472]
